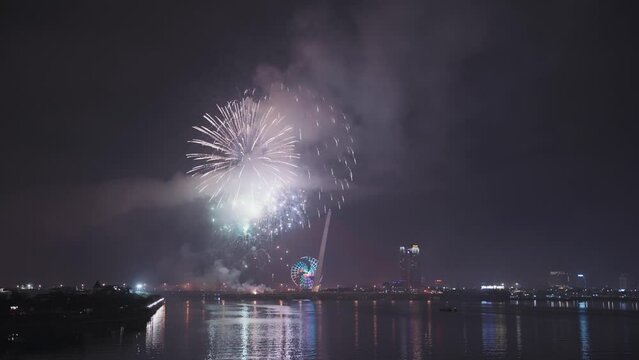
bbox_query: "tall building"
[548,271,570,288]
[399,245,421,289]
[576,273,587,288]
[619,273,631,290]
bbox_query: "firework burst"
[188,87,355,239]
[187,97,300,203]
[266,84,356,218]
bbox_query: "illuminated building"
[481,284,505,290]
[619,273,631,290]
[548,271,570,288]
[576,273,587,288]
[399,244,421,289]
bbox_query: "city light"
[481,284,505,290]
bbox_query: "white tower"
[312,210,332,292]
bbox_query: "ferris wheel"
[290,256,318,289]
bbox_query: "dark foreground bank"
[0,286,163,350]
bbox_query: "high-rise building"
[399,244,421,289]
[548,271,570,288]
[619,273,631,290]
[576,273,587,289]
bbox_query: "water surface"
[5,296,639,359]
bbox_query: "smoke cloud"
[1,174,204,240]
[256,1,487,190]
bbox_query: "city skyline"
[3,251,636,292]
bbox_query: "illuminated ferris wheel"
[290,256,318,290]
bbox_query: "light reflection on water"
[204,300,317,360]
[515,314,522,356]
[579,313,590,360]
[480,303,508,359]
[354,300,359,350]
[145,304,165,355]
[409,300,422,359]
[6,298,639,360]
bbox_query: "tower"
[548,271,570,288]
[399,244,421,289]
[619,273,631,290]
[312,210,332,292]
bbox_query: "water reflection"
[515,314,522,356]
[185,300,190,327]
[579,313,590,360]
[11,298,639,360]
[305,301,317,356]
[145,304,166,354]
[354,300,359,350]
[372,300,378,350]
[409,301,423,359]
[481,304,508,358]
[316,300,326,359]
[424,300,433,356]
[204,301,317,360]
[579,301,588,310]
[240,304,248,359]
[398,313,407,359]
[462,316,469,355]
[391,317,396,345]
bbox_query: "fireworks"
[187,86,355,239]
[187,97,299,203]
[215,187,307,238]
[267,84,356,219]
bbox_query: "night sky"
[1,1,638,289]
